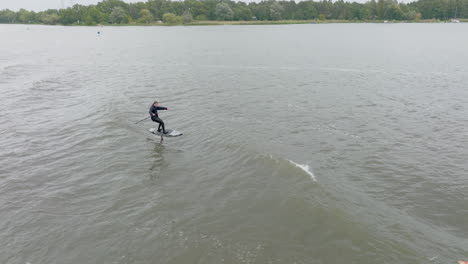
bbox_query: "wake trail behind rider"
[149,100,168,134]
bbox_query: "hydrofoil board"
[149,128,183,137]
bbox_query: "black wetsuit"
[149,105,168,133]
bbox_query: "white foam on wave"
[288,160,317,182]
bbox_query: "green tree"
[109,6,128,23]
[215,3,234,20]
[405,10,418,19]
[270,2,284,20]
[138,9,153,23]
[17,9,35,23]
[98,0,129,14]
[128,2,146,20]
[146,0,162,20]
[162,12,182,23]
[185,0,209,20]
[316,0,333,19]
[377,0,385,18]
[294,1,318,20]
[386,4,404,19]
[278,1,297,20]
[249,3,270,20]
[39,13,60,24]
[87,6,107,24]
[331,0,348,19]
[379,0,404,19]
[171,2,186,16]
[182,10,193,23]
[360,4,372,19]
[3,0,468,25]
[58,7,80,24]
[233,5,254,20]
[368,0,378,19]
[195,14,207,20]
[0,9,17,23]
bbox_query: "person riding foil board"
[149,100,168,134]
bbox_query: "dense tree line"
[0,0,466,25]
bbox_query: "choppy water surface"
[0,24,467,264]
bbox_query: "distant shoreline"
[4,19,466,27]
[162,19,467,25]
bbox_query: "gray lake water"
[0,23,467,264]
